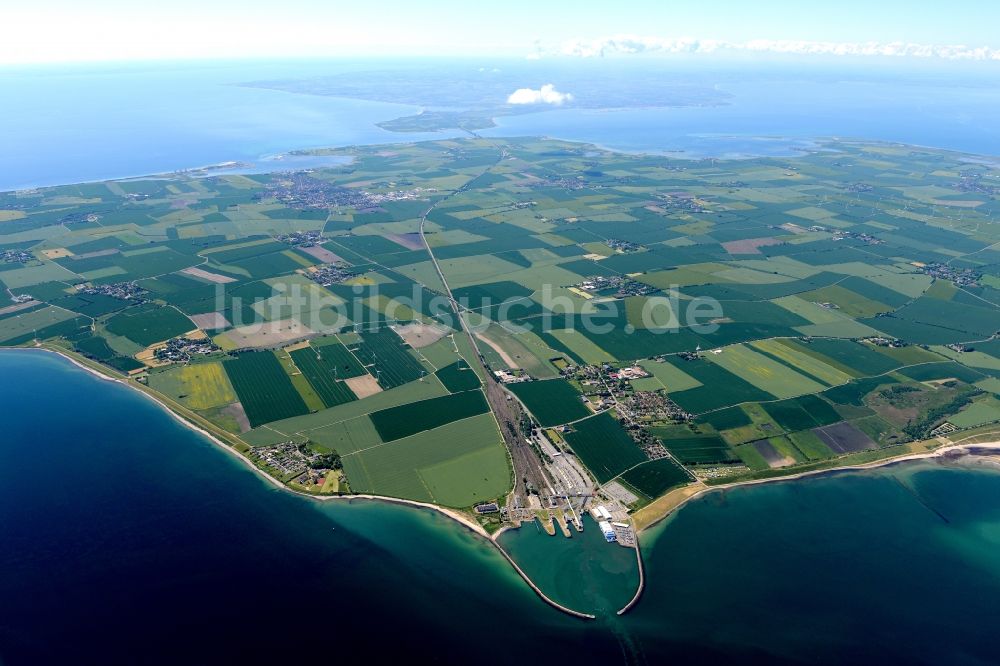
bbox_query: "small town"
[153,336,220,363]
[652,191,711,213]
[306,263,355,287]
[604,238,643,253]
[247,441,342,482]
[276,229,324,246]
[79,281,148,301]
[573,274,656,298]
[917,261,981,287]
[0,248,33,263]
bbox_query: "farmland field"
[797,338,905,376]
[105,305,195,346]
[340,412,510,506]
[564,412,648,483]
[349,328,427,388]
[664,357,776,413]
[508,378,591,426]
[257,375,449,440]
[619,458,692,499]
[707,344,826,399]
[305,415,382,455]
[0,306,83,344]
[813,421,877,454]
[435,361,481,392]
[147,362,236,411]
[750,338,854,386]
[289,346,358,408]
[651,430,737,464]
[763,395,842,432]
[223,351,310,427]
[368,389,489,442]
[309,338,368,377]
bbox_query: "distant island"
[2,137,999,616]
[241,66,732,132]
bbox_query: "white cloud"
[550,34,1000,61]
[507,84,573,105]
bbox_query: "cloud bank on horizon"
[538,35,1000,61]
[507,84,573,105]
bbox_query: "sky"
[5,0,1000,65]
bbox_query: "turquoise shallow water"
[2,349,1000,664]
[498,514,640,615]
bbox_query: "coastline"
[23,346,490,537]
[15,344,999,620]
[12,345,600,620]
[634,434,1000,535]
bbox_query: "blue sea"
[3,59,1000,191]
[0,60,462,191]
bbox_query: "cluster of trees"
[297,442,342,470]
[904,389,983,439]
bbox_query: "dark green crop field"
[289,347,357,408]
[764,394,843,432]
[665,358,775,414]
[509,378,591,426]
[790,339,902,377]
[435,361,481,392]
[368,390,489,442]
[350,328,427,389]
[564,412,647,483]
[620,458,692,499]
[104,305,195,346]
[653,432,737,464]
[696,406,752,431]
[223,351,309,427]
[309,339,369,378]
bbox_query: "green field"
[696,406,752,431]
[665,357,776,414]
[619,458,692,498]
[707,344,827,399]
[750,338,854,386]
[74,335,117,361]
[368,389,489,442]
[289,346,358,408]
[651,430,737,464]
[255,375,450,441]
[796,338,905,376]
[341,412,510,506]
[105,305,195,346]
[509,378,591,426]
[350,328,427,388]
[223,351,310,427]
[0,306,83,344]
[763,394,843,432]
[307,338,369,377]
[435,361,481,392]
[306,415,382,455]
[564,412,648,483]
